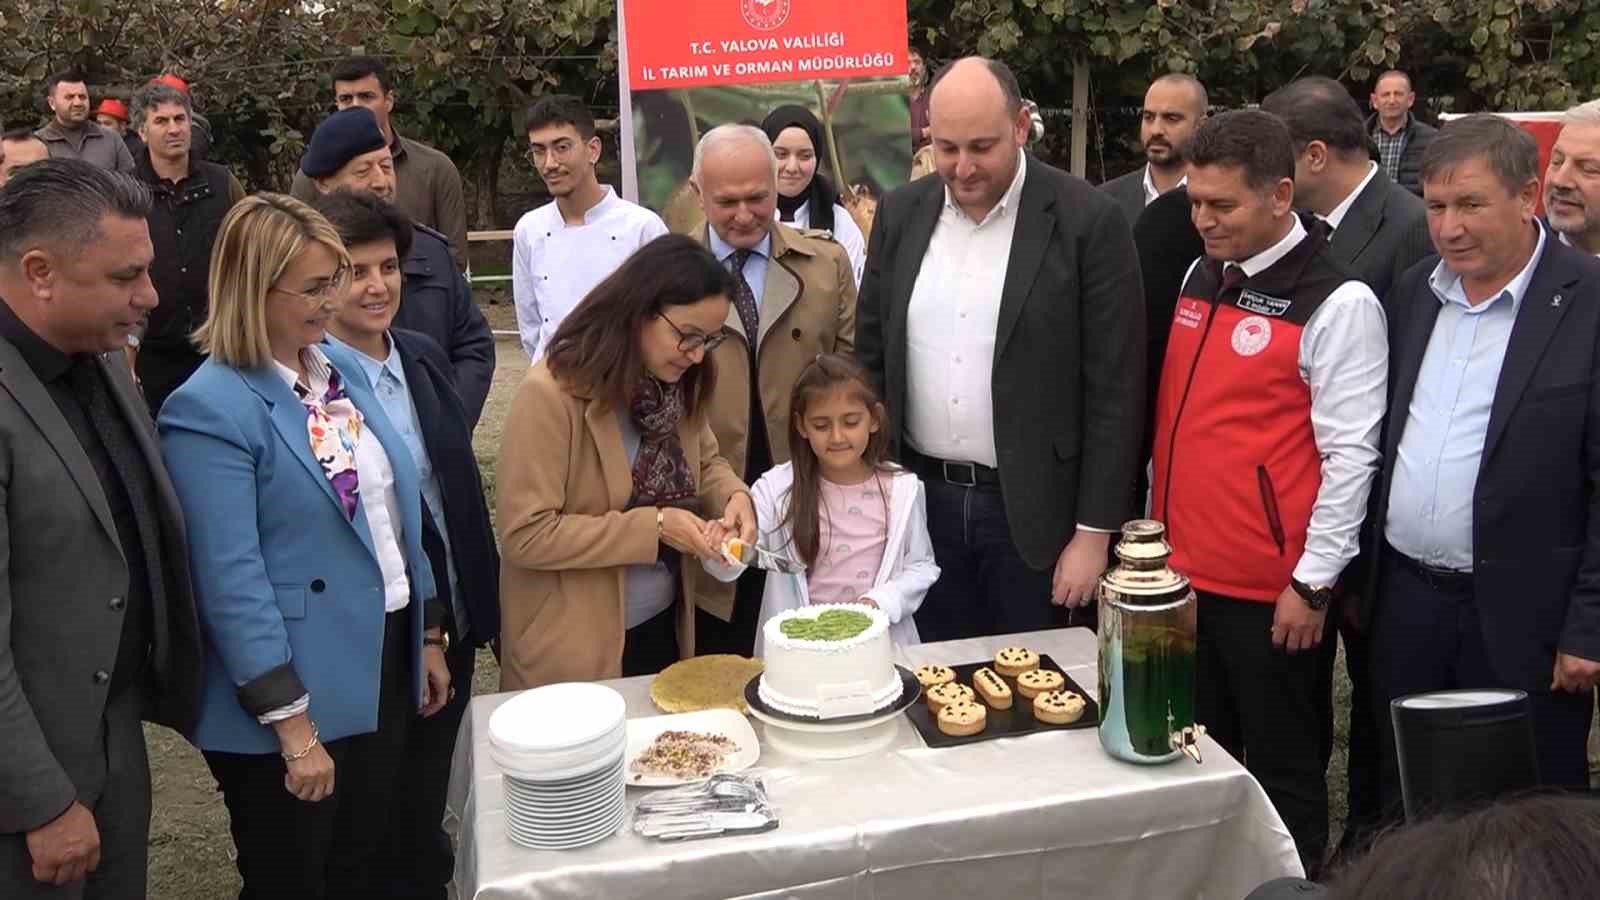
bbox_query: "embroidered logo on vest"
[1238,289,1292,317]
[1231,316,1273,357]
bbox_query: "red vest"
[1151,227,1350,601]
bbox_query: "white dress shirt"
[1181,217,1389,585]
[780,199,866,288]
[512,186,668,361]
[261,345,411,724]
[1143,164,1187,206]
[1386,224,1547,571]
[904,152,1028,469]
[1323,162,1379,231]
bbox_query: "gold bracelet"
[656,508,665,539]
[281,723,320,762]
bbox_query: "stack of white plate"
[488,682,628,850]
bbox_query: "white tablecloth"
[448,628,1303,899]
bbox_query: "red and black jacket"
[1151,223,1353,602]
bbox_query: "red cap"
[96,98,129,122]
[150,73,191,95]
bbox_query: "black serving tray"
[903,654,1100,748]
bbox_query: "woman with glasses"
[497,233,757,688]
[157,194,450,897]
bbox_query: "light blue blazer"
[157,343,437,754]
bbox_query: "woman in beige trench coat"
[496,235,756,690]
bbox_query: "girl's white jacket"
[704,462,940,654]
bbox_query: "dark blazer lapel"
[0,337,118,544]
[1482,240,1582,464]
[996,160,1056,355]
[1329,174,1386,266]
[1383,271,1444,465]
[890,182,944,339]
[238,363,350,520]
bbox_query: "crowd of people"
[2,46,1599,900]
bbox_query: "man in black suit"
[856,56,1144,640]
[1260,75,1433,856]
[1100,74,1208,227]
[313,190,500,900]
[1367,114,1600,819]
[0,160,201,898]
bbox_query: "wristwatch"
[424,631,451,652]
[1290,578,1335,611]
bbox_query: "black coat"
[391,328,501,647]
[1366,234,1600,689]
[1366,113,1437,196]
[395,225,495,429]
[856,158,1146,568]
[1327,167,1433,313]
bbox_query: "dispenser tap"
[1169,724,1207,764]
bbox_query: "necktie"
[728,249,761,351]
[1219,263,1246,297]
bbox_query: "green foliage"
[2,0,1596,220]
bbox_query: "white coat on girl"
[705,461,939,654]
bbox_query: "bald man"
[1101,74,1208,227]
[686,124,857,656]
[857,57,1145,641]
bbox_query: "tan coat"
[496,362,746,691]
[690,222,857,621]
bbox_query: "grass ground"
[138,298,1594,895]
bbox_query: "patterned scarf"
[625,375,697,511]
[295,365,364,520]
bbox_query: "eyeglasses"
[658,312,728,354]
[270,267,350,307]
[526,140,584,167]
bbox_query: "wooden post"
[1071,55,1089,179]
[814,80,856,203]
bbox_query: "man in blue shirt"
[313,189,499,900]
[1367,114,1600,822]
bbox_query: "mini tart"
[925,681,975,712]
[1016,668,1065,699]
[914,664,957,688]
[972,666,1013,709]
[994,645,1041,677]
[937,699,988,736]
[1033,690,1087,725]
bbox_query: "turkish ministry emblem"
[742,0,792,31]
[1231,315,1273,357]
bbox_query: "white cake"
[758,604,902,719]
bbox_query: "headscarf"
[761,104,838,234]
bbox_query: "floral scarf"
[296,363,364,520]
[625,375,697,511]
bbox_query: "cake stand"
[742,666,921,760]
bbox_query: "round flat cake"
[758,604,902,719]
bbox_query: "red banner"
[623,0,908,91]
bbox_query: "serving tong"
[633,774,779,841]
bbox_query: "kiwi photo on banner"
[616,0,913,238]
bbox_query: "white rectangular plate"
[625,708,760,788]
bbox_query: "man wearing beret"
[302,107,494,427]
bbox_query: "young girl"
[706,354,938,652]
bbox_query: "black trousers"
[1196,590,1331,877]
[204,610,412,900]
[1315,608,1382,853]
[0,686,149,900]
[694,570,765,657]
[914,474,1082,642]
[379,617,474,900]
[624,604,681,677]
[1368,549,1594,823]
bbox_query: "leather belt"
[1385,543,1474,590]
[905,449,1001,487]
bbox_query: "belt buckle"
[942,460,977,487]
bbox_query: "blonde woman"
[157,193,448,897]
